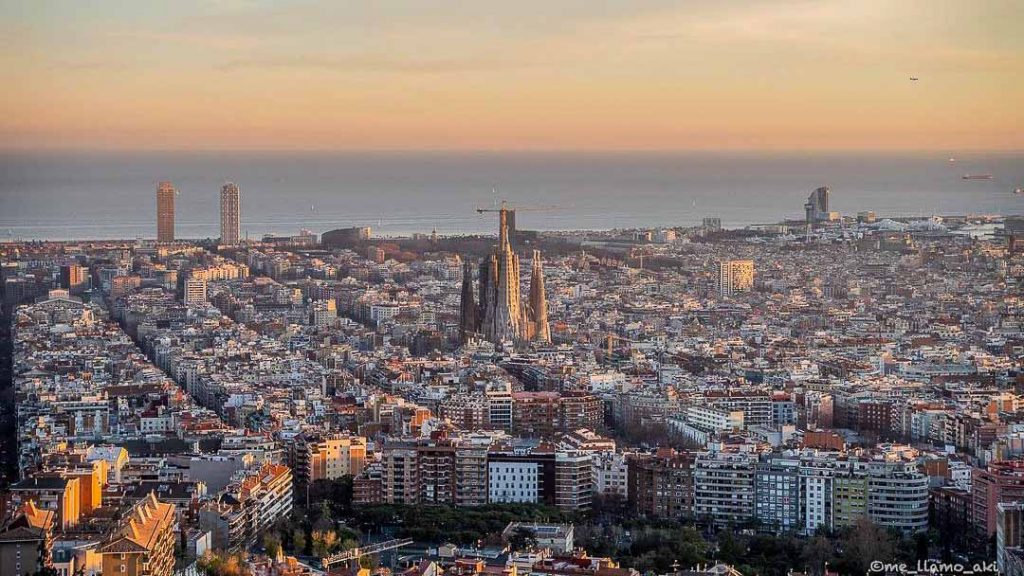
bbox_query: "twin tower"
[460,205,550,345]
[155,181,240,245]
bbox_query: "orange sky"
[2,1,1022,151]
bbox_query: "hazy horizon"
[4,1,1022,152]
[4,148,1024,156]
[3,150,1020,241]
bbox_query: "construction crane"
[474,200,561,214]
[321,538,414,570]
[628,246,655,271]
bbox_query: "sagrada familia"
[459,205,550,345]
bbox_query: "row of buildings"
[3,209,1024,574]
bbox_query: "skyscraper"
[804,186,837,224]
[717,259,755,297]
[156,181,176,242]
[220,182,240,245]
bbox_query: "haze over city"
[2,3,1024,576]
[3,0,1023,151]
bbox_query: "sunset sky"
[3,0,1022,151]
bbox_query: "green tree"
[801,535,835,576]
[263,533,282,558]
[837,517,896,575]
[717,530,743,565]
[507,527,538,551]
[197,551,248,576]
[312,529,340,558]
[292,528,307,555]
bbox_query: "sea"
[0,151,1021,241]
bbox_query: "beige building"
[293,433,367,488]
[184,278,207,305]
[0,501,55,576]
[156,181,176,243]
[97,493,176,576]
[717,259,755,297]
[62,460,105,515]
[220,182,240,245]
[9,475,81,531]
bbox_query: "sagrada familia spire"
[458,260,477,344]
[525,250,550,343]
[460,203,549,345]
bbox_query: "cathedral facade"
[460,205,549,346]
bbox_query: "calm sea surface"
[1,151,1021,241]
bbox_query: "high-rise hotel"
[220,182,240,245]
[156,181,176,242]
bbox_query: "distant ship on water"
[962,174,993,180]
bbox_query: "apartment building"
[291,432,367,490]
[8,476,81,532]
[555,451,593,511]
[974,461,1024,538]
[384,447,420,505]
[693,451,758,527]
[627,449,695,519]
[97,493,176,576]
[593,452,629,500]
[754,456,801,533]
[866,460,929,532]
[0,502,55,576]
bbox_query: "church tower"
[527,250,550,343]
[459,260,477,343]
[468,203,548,347]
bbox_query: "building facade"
[716,260,755,297]
[220,182,240,246]
[97,493,176,576]
[156,181,175,243]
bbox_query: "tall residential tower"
[156,181,176,242]
[220,182,240,245]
